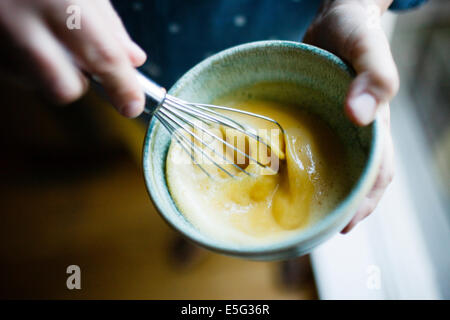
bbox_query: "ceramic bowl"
[143,40,383,260]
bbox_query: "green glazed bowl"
[143,40,383,260]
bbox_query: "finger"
[345,17,399,126]
[2,12,87,103]
[44,1,144,117]
[340,200,374,234]
[341,105,394,233]
[91,0,146,67]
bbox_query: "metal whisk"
[137,72,285,178]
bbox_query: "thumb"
[345,26,399,126]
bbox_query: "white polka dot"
[144,63,161,78]
[168,23,180,34]
[233,15,247,27]
[132,1,143,11]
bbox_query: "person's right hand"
[304,0,399,233]
[0,0,147,118]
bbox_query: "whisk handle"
[135,71,167,115]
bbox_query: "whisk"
[136,71,285,178]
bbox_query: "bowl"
[143,40,383,260]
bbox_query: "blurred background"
[0,0,448,299]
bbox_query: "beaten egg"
[166,90,352,246]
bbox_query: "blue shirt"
[112,0,427,88]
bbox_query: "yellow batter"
[166,95,351,246]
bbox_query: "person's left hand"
[304,0,399,233]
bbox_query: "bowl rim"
[142,40,383,258]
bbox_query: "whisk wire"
[159,106,253,177]
[164,99,268,169]
[155,113,214,178]
[158,109,236,178]
[180,101,278,152]
[136,71,284,178]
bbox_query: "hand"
[0,0,146,117]
[304,0,399,233]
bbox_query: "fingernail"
[349,93,377,125]
[122,99,143,118]
[54,75,84,104]
[128,41,147,62]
